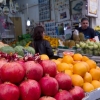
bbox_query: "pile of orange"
[51,53,100,92]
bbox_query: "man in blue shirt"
[77,18,96,39]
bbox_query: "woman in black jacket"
[31,26,54,58]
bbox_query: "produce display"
[0,38,100,100]
[0,45,35,57]
[10,33,32,47]
[0,41,9,48]
[52,53,100,93]
[63,32,85,48]
[76,40,100,55]
[0,52,86,100]
[44,35,59,48]
[64,40,76,48]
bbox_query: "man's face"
[81,20,89,29]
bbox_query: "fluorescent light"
[27,19,30,26]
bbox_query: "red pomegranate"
[39,60,57,77]
[24,61,43,81]
[19,79,41,100]
[69,86,85,100]
[0,82,19,100]
[39,76,59,96]
[55,90,73,100]
[0,78,2,84]
[0,59,7,69]
[0,62,25,84]
[16,59,24,67]
[55,73,72,90]
[0,60,7,83]
[39,96,56,100]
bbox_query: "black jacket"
[30,40,54,58]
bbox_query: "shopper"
[77,17,96,39]
[30,26,54,58]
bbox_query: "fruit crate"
[82,88,100,100]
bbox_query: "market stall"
[0,0,100,100]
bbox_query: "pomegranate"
[16,59,24,67]
[0,60,7,69]
[0,60,7,83]
[0,82,19,100]
[39,76,59,96]
[40,60,57,77]
[0,62,25,84]
[55,73,72,90]
[24,61,43,81]
[69,86,85,100]
[55,90,73,100]
[19,79,41,100]
[39,96,56,100]
[0,78,2,84]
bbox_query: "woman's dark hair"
[33,26,45,40]
[81,18,89,22]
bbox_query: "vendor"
[77,18,96,39]
[30,26,54,58]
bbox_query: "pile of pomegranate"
[0,52,85,100]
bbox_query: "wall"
[90,0,100,28]
[95,0,100,26]
[17,0,100,33]
[17,0,55,34]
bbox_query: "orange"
[84,72,92,83]
[40,54,49,60]
[73,53,83,61]
[81,62,90,72]
[68,64,73,72]
[65,70,73,76]
[91,80,100,89]
[82,56,89,62]
[62,55,73,64]
[57,58,62,62]
[73,62,87,77]
[86,60,96,69]
[69,64,73,68]
[96,66,100,71]
[83,82,94,92]
[90,69,100,80]
[57,63,70,72]
[71,74,84,87]
[72,61,81,65]
[52,59,60,65]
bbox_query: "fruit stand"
[1,32,98,98]
[0,40,100,100]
